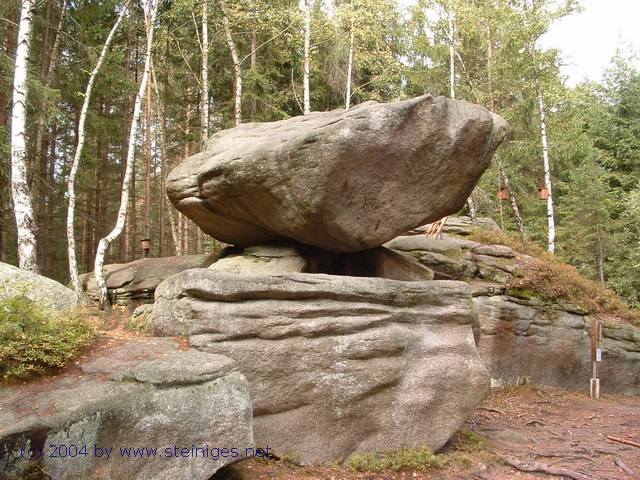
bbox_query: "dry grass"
[467,229,640,326]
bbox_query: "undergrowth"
[348,446,443,472]
[0,295,95,382]
[467,228,640,325]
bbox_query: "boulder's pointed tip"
[491,112,509,144]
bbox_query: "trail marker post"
[590,317,603,399]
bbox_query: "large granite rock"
[151,270,490,464]
[0,261,76,310]
[0,338,253,480]
[166,95,507,252]
[80,254,216,306]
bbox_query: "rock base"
[151,270,490,464]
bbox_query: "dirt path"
[215,386,640,480]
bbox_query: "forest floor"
[215,385,640,480]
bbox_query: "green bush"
[0,295,95,381]
[348,446,442,472]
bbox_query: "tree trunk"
[200,0,209,145]
[94,3,158,309]
[220,2,242,126]
[34,1,66,194]
[120,16,134,262]
[448,2,455,100]
[151,63,178,256]
[597,226,605,288]
[250,13,257,120]
[302,0,311,114]
[81,191,89,270]
[144,66,152,242]
[498,159,527,237]
[10,0,38,272]
[537,86,556,253]
[66,5,126,301]
[466,196,477,222]
[345,14,354,110]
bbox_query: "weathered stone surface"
[0,261,77,310]
[474,295,640,394]
[408,215,501,236]
[166,95,507,252]
[0,338,253,480]
[80,254,216,306]
[151,270,489,464]
[385,225,640,394]
[210,244,319,276]
[387,235,516,283]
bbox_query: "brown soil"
[214,386,640,480]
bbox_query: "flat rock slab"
[0,261,76,310]
[80,254,216,306]
[166,95,507,252]
[0,338,253,480]
[151,270,490,464]
[386,235,516,283]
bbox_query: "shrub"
[0,295,95,381]
[348,446,442,472]
[453,430,486,452]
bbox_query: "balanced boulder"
[166,95,508,252]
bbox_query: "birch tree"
[220,1,242,126]
[94,0,158,309]
[200,0,209,145]
[527,0,556,253]
[302,0,311,114]
[537,86,556,252]
[10,0,38,272]
[67,4,128,300]
[344,10,354,109]
[447,1,455,99]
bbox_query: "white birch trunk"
[448,4,455,100]
[345,15,354,110]
[466,196,477,222]
[221,2,242,126]
[94,3,158,309]
[67,5,127,301]
[537,86,556,253]
[303,0,311,114]
[10,0,38,272]
[200,0,209,146]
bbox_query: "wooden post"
[590,317,602,399]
